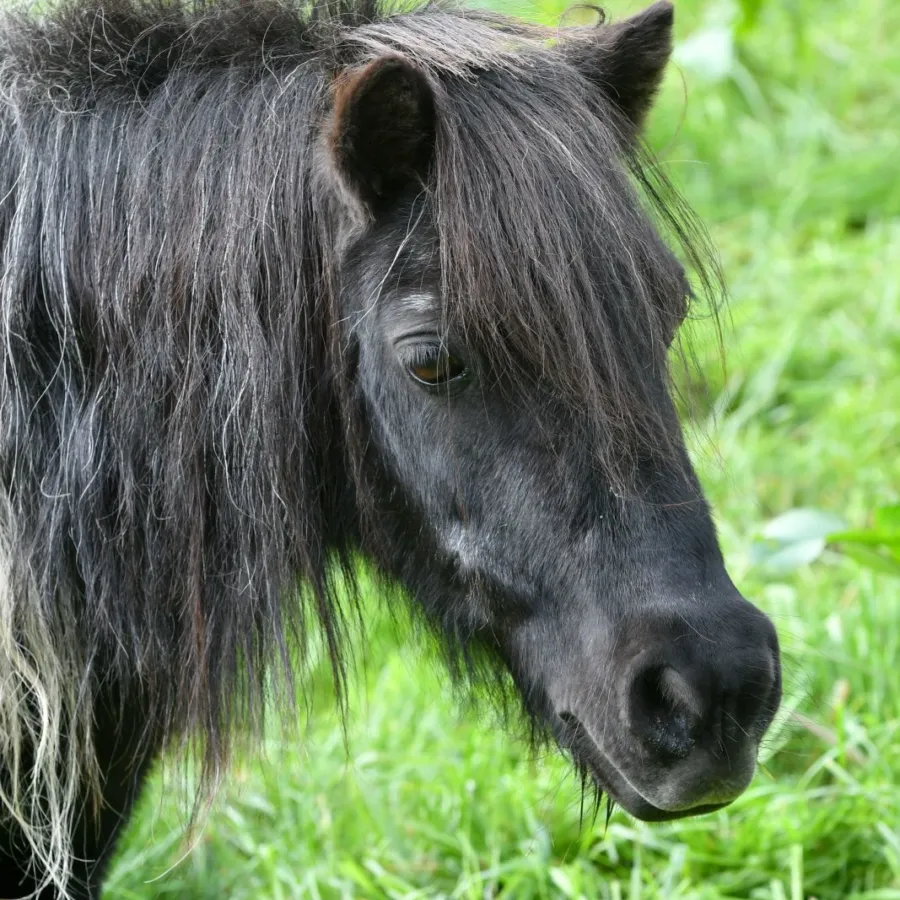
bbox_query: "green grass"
[104,0,900,897]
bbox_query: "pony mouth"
[556,713,729,823]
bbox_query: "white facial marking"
[398,292,437,314]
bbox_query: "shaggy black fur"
[0,0,781,896]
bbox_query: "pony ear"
[328,56,435,214]
[565,1,674,133]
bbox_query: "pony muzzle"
[552,600,781,821]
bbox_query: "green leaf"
[828,504,900,554]
[762,509,847,543]
[751,537,827,572]
[841,544,900,576]
[751,509,850,573]
[828,529,900,549]
[874,504,900,536]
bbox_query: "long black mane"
[0,0,720,888]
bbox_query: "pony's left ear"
[564,1,674,133]
[328,56,435,215]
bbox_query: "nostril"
[628,664,701,762]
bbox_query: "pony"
[0,0,782,895]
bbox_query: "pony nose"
[625,615,780,767]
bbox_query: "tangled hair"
[0,0,720,892]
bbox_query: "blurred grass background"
[104,0,900,897]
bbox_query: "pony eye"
[408,347,468,388]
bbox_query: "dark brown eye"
[408,347,468,388]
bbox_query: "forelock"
[335,11,720,481]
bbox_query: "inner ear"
[563,1,674,134]
[328,56,436,215]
